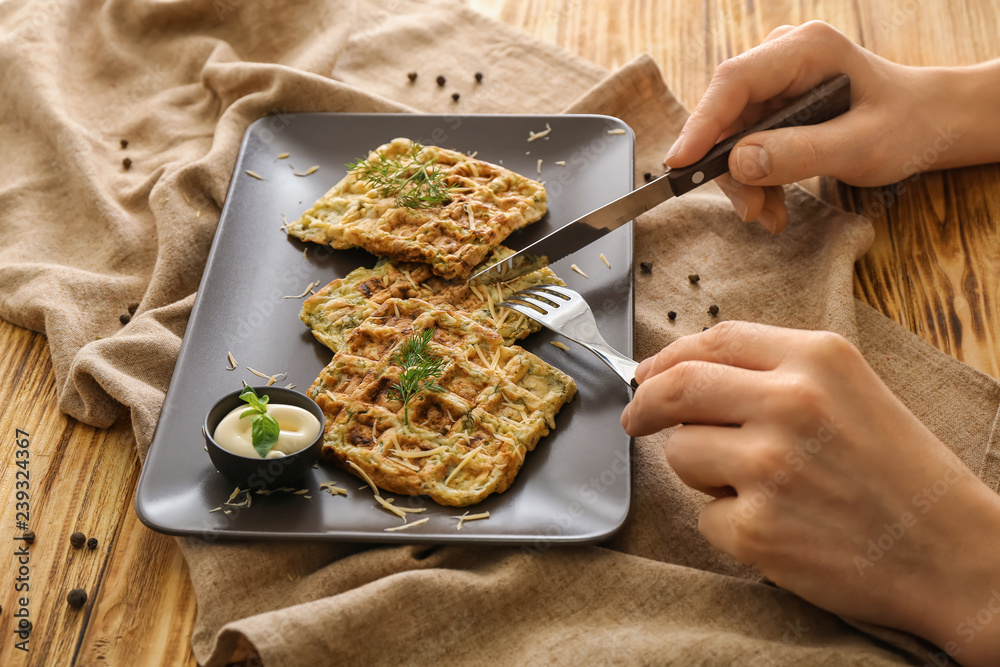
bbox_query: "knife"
[468,74,852,285]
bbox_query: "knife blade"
[468,73,852,285]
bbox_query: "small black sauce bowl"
[204,387,325,489]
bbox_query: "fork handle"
[575,339,640,389]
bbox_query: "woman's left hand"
[621,321,1000,666]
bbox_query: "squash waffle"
[300,246,563,354]
[287,138,547,280]
[308,297,576,507]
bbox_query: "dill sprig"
[347,142,453,209]
[387,328,446,426]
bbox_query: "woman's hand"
[621,321,1000,666]
[666,21,1000,233]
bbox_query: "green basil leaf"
[239,408,257,420]
[251,413,281,457]
[240,385,262,411]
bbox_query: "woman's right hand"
[665,21,970,232]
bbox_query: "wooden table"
[2,1,998,664]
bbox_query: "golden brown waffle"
[300,246,564,354]
[309,298,576,507]
[287,138,547,280]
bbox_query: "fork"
[498,284,639,388]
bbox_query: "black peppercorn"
[120,139,128,149]
[639,261,653,273]
[119,313,130,325]
[643,172,652,182]
[688,274,700,284]
[67,588,88,609]
[87,537,98,550]
[128,302,138,315]
[22,529,35,544]
[475,72,483,83]
[407,71,417,82]
[708,304,720,316]
[452,92,460,102]
[436,75,446,87]
[70,531,86,548]
[667,311,676,320]
[122,157,132,170]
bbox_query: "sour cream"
[213,404,321,459]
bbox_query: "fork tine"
[506,284,638,387]
[509,291,562,309]
[526,284,574,300]
[514,285,572,301]
[497,299,548,318]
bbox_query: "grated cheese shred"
[284,280,320,299]
[375,495,406,519]
[485,288,496,321]
[348,461,381,498]
[454,511,490,530]
[444,445,484,487]
[392,445,449,459]
[401,269,419,291]
[384,517,429,532]
[527,123,552,142]
[381,498,427,514]
[389,456,420,472]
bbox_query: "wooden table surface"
[2,1,998,665]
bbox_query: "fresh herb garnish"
[387,329,446,426]
[346,142,453,209]
[239,384,281,457]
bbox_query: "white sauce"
[213,404,321,459]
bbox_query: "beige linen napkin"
[1,0,997,664]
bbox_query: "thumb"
[728,116,858,186]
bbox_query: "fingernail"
[734,145,770,181]
[635,357,653,382]
[757,209,778,233]
[718,181,749,220]
[620,403,631,430]
[665,135,685,162]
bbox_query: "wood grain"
[0,1,997,665]
[0,325,197,666]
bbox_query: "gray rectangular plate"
[136,113,634,544]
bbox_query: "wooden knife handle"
[666,73,852,196]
